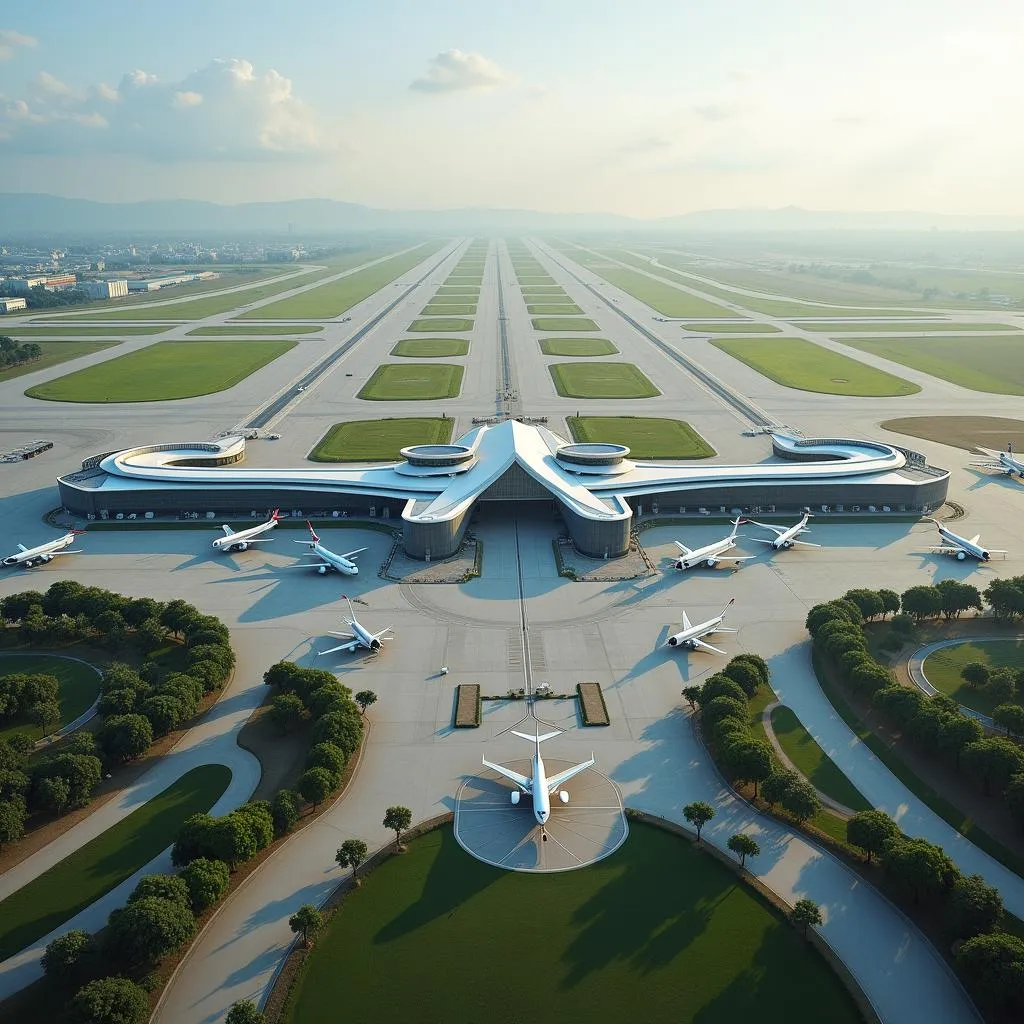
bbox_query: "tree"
[960,662,989,689]
[947,873,1004,940]
[805,601,861,637]
[681,685,702,711]
[0,799,26,848]
[160,598,200,639]
[42,929,92,986]
[683,801,715,841]
[384,805,413,848]
[354,689,377,714]
[298,767,337,808]
[181,857,231,913]
[140,694,186,737]
[878,589,901,617]
[69,976,149,1024]
[900,585,943,622]
[722,737,773,797]
[761,768,798,809]
[171,813,217,867]
[881,837,959,904]
[843,588,885,620]
[700,695,748,730]
[269,692,306,734]
[311,707,362,758]
[939,714,984,768]
[97,714,152,762]
[225,1001,266,1024]
[696,676,748,708]
[128,873,192,912]
[28,698,61,737]
[106,895,195,966]
[36,775,71,816]
[306,742,347,776]
[336,838,368,882]
[720,660,762,698]
[994,703,1024,740]
[847,810,901,863]
[210,813,260,868]
[728,653,771,689]
[727,832,760,868]
[270,788,301,836]
[987,668,1017,704]
[780,779,821,822]
[936,579,982,619]
[962,737,1024,796]
[791,898,823,937]
[288,904,323,947]
[956,932,1024,1014]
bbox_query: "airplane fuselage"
[351,620,382,650]
[212,518,277,552]
[998,452,1024,476]
[667,615,723,647]
[312,542,358,575]
[770,515,812,549]
[532,752,551,825]
[676,538,736,570]
[3,532,76,568]
[938,525,989,561]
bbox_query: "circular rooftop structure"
[400,444,475,469]
[555,442,630,468]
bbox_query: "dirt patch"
[454,684,481,728]
[383,538,481,583]
[577,682,610,726]
[881,415,1024,453]
[555,537,655,582]
[236,700,314,801]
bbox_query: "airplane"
[211,509,282,553]
[746,509,820,551]
[673,516,754,570]
[317,596,392,656]
[972,443,1024,478]
[2,530,83,568]
[928,520,1006,562]
[482,727,595,827]
[286,521,366,575]
[666,598,738,654]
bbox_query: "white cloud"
[0,29,36,61]
[0,57,327,160]
[410,49,513,93]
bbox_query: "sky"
[0,0,1021,217]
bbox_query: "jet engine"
[956,551,966,561]
[705,557,717,568]
[510,790,521,806]
[981,550,991,561]
[236,542,249,552]
[369,638,382,651]
[318,565,328,575]
[558,791,569,804]
[676,560,688,570]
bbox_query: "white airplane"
[3,530,83,568]
[972,443,1024,478]
[666,598,738,654]
[211,509,282,552]
[286,522,366,575]
[482,727,595,827]
[673,517,753,570]
[746,510,820,551]
[317,596,392,656]
[928,520,1006,562]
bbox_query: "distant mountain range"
[1,194,1023,235]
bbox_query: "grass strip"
[533,317,600,332]
[357,364,463,401]
[0,342,119,384]
[185,325,323,336]
[408,318,472,332]
[310,418,454,461]
[391,338,469,358]
[549,362,659,399]
[568,415,713,458]
[539,338,618,357]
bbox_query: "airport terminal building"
[58,421,950,560]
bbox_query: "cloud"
[410,49,513,93]
[617,135,673,154]
[0,57,328,160]
[691,103,736,122]
[0,29,36,61]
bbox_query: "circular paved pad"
[454,758,628,873]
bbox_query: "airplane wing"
[713,555,755,563]
[318,637,361,656]
[681,611,692,630]
[789,540,821,548]
[340,547,368,559]
[372,627,393,642]
[280,560,331,569]
[482,757,532,791]
[221,525,235,537]
[747,537,778,546]
[690,637,728,655]
[546,756,596,793]
[673,541,693,555]
[237,538,275,543]
[745,520,784,535]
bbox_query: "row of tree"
[0,335,42,368]
[0,671,61,731]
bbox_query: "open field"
[923,640,1024,717]
[281,825,861,1024]
[712,338,920,397]
[357,363,463,401]
[185,325,323,336]
[533,317,600,332]
[846,336,1024,395]
[569,416,714,458]
[310,417,454,462]
[685,322,780,334]
[25,340,294,403]
[539,338,618,357]
[0,342,119,384]
[527,303,584,315]
[769,705,871,811]
[0,654,101,741]
[240,244,443,319]
[2,326,169,338]
[408,318,472,332]
[0,765,230,962]
[435,287,479,297]
[391,338,469,358]
[421,304,477,316]
[521,286,566,295]
[799,322,1019,333]
[577,261,739,318]
[549,362,659,399]
[880,415,1024,453]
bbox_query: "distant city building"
[82,279,129,300]
[265,248,302,262]
[0,297,27,313]
[126,271,218,292]
[42,273,77,291]
[6,275,48,293]
[91,259,106,272]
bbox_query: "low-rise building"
[0,297,27,313]
[81,279,129,300]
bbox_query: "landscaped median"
[390,338,469,358]
[408,318,472,332]
[549,362,659,399]
[310,417,454,462]
[0,341,120,384]
[0,653,101,742]
[357,364,463,401]
[568,415,713,459]
[539,338,618,357]
[532,317,600,332]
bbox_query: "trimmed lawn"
[0,765,231,962]
[568,416,714,458]
[540,338,618,357]
[684,322,780,334]
[0,342,119,384]
[846,336,1024,395]
[421,304,477,316]
[549,362,659,399]
[391,338,469,358]
[923,639,1024,717]
[880,415,1024,454]
[310,417,454,462]
[282,825,861,1024]
[25,340,294,402]
[590,265,739,318]
[0,654,101,741]
[527,303,584,315]
[408,318,472,332]
[522,287,567,296]
[533,317,600,332]
[770,705,871,811]
[712,338,920,397]
[798,322,1019,333]
[3,326,167,337]
[185,324,323,336]
[358,363,463,400]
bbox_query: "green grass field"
[0,342,119,384]
[539,338,618,357]
[185,325,323,336]
[533,317,600,332]
[0,654,101,741]
[568,416,714,458]
[282,825,861,1024]
[712,338,920,397]
[421,304,477,316]
[358,363,464,400]
[549,362,659,399]
[0,765,230,962]
[798,322,1019,333]
[521,287,567,295]
[310,418,454,462]
[435,287,480,297]
[769,706,871,811]
[685,322,780,334]
[923,639,1024,716]
[580,262,739,318]
[3,326,169,337]
[527,303,584,315]
[408,318,472,332]
[391,338,469,357]
[845,336,1024,395]
[26,340,294,403]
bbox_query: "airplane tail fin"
[306,520,319,543]
[720,597,736,620]
[730,516,747,535]
[341,594,356,624]
[271,508,283,521]
[71,528,87,536]
[512,729,560,745]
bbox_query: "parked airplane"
[666,599,737,654]
[673,517,753,570]
[3,530,83,568]
[746,510,820,551]
[972,443,1024,478]
[482,727,595,827]
[929,520,1006,562]
[317,596,392,655]
[287,522,366,575]
[211,509,282,552]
